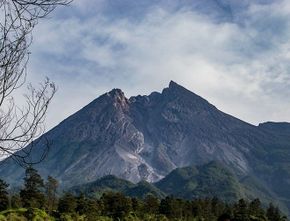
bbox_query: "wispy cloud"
[27,0,290,128]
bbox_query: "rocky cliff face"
[129,81,255,176]
[1,81,290,202]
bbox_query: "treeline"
[0,167,287,221]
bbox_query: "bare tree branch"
[0,0,71,165]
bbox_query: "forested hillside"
[0,167,287,221]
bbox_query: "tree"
[45,175,59,214]
[58,192,77,214]
[217,213,231,221]
[143,194,159,215]
[10,193,22,208]
[0,0,71,165]
[75,194,101,220]
[0,179,9,211]
[211,197,225,218]
[131,197,141,214]
[233,199,250,221]
[266,203,284,221]
[84,199,101,221]
[76,193,87,215]
[101,192,132,220]
[20,166,45,208]
[248,198,266,219]
[159,196,185,219]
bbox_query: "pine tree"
[159,196,184,219]
[101,192,132,220]
[211,197,225,218]
[131,197,141,212]
[0,179,9,211]
[248,198,266,219]
[85,199,101,221]
[143,194,159,215]
[266,203,283,221]
[45,176,59,213]
[58,192,77,214]
[11,194,22,209]
[20,167,45,208]
[233,199,250,221]
[76,193,87,215]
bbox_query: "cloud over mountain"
[26,0,290,129]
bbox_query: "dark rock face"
[259,121,290,135]
[1,81,290,211]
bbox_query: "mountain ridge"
[69,161,287,213]
[1,81,290,213]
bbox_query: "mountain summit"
[1,81,290,210]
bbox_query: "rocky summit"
[1,81,290,210]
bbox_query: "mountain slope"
[69,162,286,212]
[156,161,243,201]
[69,175,166,199]
[1,81,290,212]
[0,81,257,186]
[155,161,284,209]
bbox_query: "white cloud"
[27,0,290,129]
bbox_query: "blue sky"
[26,0,290,129]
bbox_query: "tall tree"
[58,192,77,214]
[0,0,71,165]
[248,198,266,219]
[75,193,102,220]
[0,179,9,211]
[20,166,45,208]
[76,193,87,215]
[10,193,22,209]
[143,194,159,215]
[101,192,132,220]
[45,176,59,214]
[159,196,185,219]
[266,203,284,221]
[233,199,250,221]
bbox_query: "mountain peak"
[104,88,129,109]
[107,88,125,98]
[163,81,213,108]
[168,80,187,91]
[169,80,178,87]
[166,81,199,97]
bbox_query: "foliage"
[58,192,77,214]
[70,175,165,199]
[11,194,22,209]
[0,167,288,221]
[0,180,9,211]
[0,208,53,221]
[156,162,243,202]
[101,192,132,220]
[45,176,59,214]
[0,0,69,166]
[20,167,45,208]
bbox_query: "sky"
[25,0,290,129]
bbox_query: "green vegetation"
[0,180,9,211]
[70,161,278,208]
[0,167,288,220]
[20,167,45,209]
[156,162,244,201]
[70,175,166,199]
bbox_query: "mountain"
[69,175,166,199]
[1,81,290,211]
[156,161,243,201]
[69,161,286,212]
[155,161,284,210]
[259,122,290,136]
